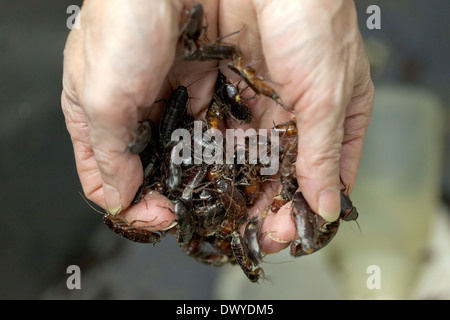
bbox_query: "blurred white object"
[214,84,447,300]
[413,205,450,299]
[329,84,445,299]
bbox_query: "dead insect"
[180,3,205,53]
[228,57,291,113]
[340,190,359,221]
[216,72,253,124]
[243,217,263,265]
[290,192,319,255]
[270,194,286,213]
[186,235,231,267]
[241,166,262,206]
[269,136,298,211]
[180,5,243,62]
[172,199,195,250]
[273,117,297,137]
[213,177,248,224]
[159,86,189,148]
[79,192,162,244]
[230,231,265,282]
[268,117,298,212]
[290,191,359,257]
[206,100,224,131]
[185,43,242,61]
[127,121,152,154]
[161,141,183,190]
[195,202,226,237]
[102,214,162,245]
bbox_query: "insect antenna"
[79,191,106,215]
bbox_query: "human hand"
[62,0,374,256]
[216,0,373,253]
[62,0,221,231]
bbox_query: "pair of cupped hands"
[61,0,373,254]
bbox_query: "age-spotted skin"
[100,9,361,283]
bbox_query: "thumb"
[85,95,145,215]
[295,92,346,222]
[79,0,181,214]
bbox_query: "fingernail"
[318,187,340,222]
[267,231,291,244]
[103,183,122,215]
[161,220,178,231]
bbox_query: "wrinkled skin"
[61,0,374,255]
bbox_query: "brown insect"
[269,134,298,212]
[92,11,363,283]
[206,100,224,131]
[228,57,292,113]
[230,231,265,282]
[180,3,242,62]
[180,3,205,54]
[185,43,242,61]
[289,191,359,257]
[159,86,189,148]
[240,166,263,206]
[127,121,152,154]
[243,217,263,265]
[215,72,253,124]
[102,215,162,244]
[80,191,163,245]
[273,117,297,137]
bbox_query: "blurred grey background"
[0,1,449,299]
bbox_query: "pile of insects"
[101,3,359,283]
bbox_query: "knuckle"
[92,146,121,179]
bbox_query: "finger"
[250,0,366,222]
[80,0,181,214]
[295,84,347,222]
[119,191,177,232]
[62,91,106,206]
[339,69,374,194]
[246,179,294,254]
[259,203,295,253]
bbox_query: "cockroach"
[127,120,152,154]
[206,100,224,130]
[212,177,248,224]
[216,72,253,123]
[273,117,297,137]
[180,3,204,51]
[228,58,292,113]
[243,217,263,265]
[185,43,242,61]
[159,86,189,148]
[102,214,162,244]
[230,231,265,282]
[290,192,319,255]
[290,191,360,257]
